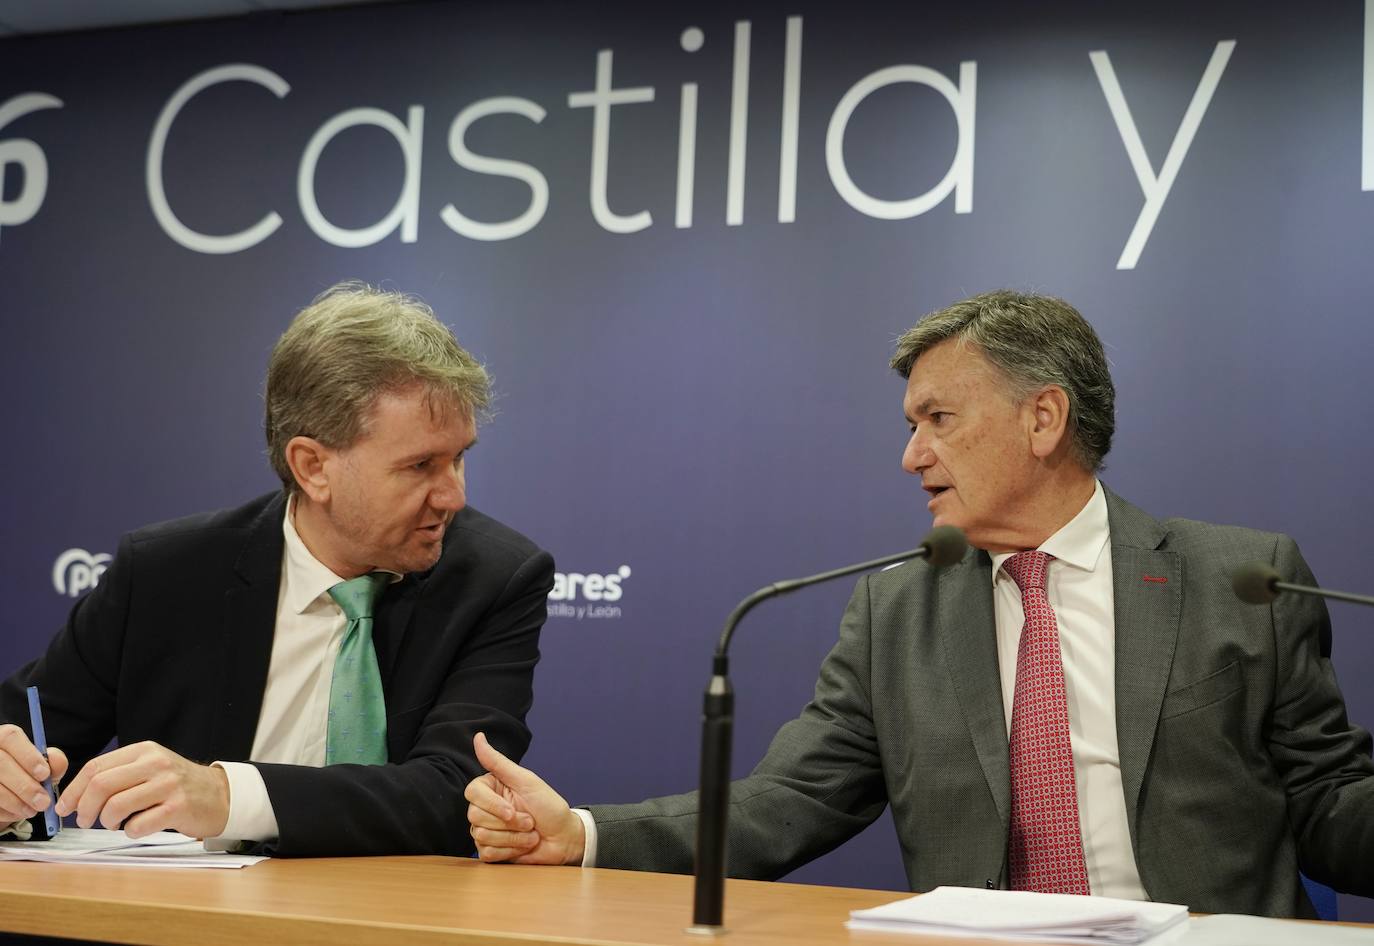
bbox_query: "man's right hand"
[466,732,585,865]
[0,723,67,825]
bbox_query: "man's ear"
[1027,385,1072,460]
[284,436,333,502]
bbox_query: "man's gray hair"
[264,281,490,491]
[890,290,1115,471]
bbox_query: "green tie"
[325,573,390,766]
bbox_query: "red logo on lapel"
[1142,575,1168,584]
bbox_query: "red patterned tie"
[1003,550,1091,895]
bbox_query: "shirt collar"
[991,479,1109,583]
[280,496,402,615]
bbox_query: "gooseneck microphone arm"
[714,547,942,669]
[688,526,966,935]
[1270,583,1374,607]
[1232,562,1374,608]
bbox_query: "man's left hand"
[54,741,229,839]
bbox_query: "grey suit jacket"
[589,488,1374,917]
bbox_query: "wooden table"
[0,856,936,946]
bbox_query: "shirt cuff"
[573,807,597,867]
[207,761,279,845]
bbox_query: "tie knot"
[328,573,389,621]
[1002,550,1053,597]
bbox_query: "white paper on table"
[1175,914,1374,945]
[0,827,190,855]
[847,887,1188,945]
[0,827,264,868]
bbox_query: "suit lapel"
[208,493,286,762]
[1104,488,1182,844]
[939,550,1011,826]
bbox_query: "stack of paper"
[0,828,264,869]
[847,886,1188,944]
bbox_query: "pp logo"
[53,548,111,597]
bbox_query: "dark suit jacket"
[1,491,554,857]
[590,488,1374,917]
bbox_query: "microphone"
[688,526,967,934]
[1232,562,1374,608]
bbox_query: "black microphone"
[1232,562,1374,608]
[688,526,967,934]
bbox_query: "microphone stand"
[685,547,939,935]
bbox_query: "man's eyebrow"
[907,398,936,421]
[395,438,477,466]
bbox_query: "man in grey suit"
[465,290,1374,917]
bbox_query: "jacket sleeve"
[0,533,135,779]
[592,574,888,878]
[1267,535,1374,895]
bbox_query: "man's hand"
[55,741,229,840]
[0,724,67,824]
[466,732,585,865]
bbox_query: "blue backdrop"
[2,0,1371,919]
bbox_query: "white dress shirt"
[213,498,396,843]
[582,482,1148,899]
[990,480,1147,899]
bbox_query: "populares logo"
[53,548,111,597]
[547,566,631,620]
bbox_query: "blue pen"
[25,686,60,839]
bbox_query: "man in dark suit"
[464,290,1374,916]
[0,282,554,856]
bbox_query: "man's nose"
[431,464,467,512]
[902,429,932,476]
